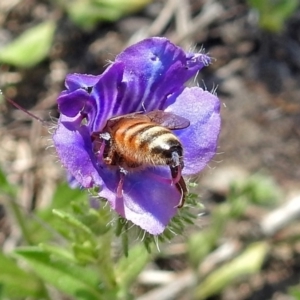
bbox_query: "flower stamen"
[116,168,128,199]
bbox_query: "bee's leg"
[116,168,128,198]
[91,132,110,158]
[170,151,187,208]
[170,164,181,185]
[170,166,187,207]
[92,132,119,165]
[99,132,112,163]
[175,176,188,208]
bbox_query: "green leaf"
[52,209,95,238]
[72,242,98,263]
[39,243,77,263]
[71,203,112,236]
[38,183,87,222]
[53,183,87,208]
[188,230,218,267]
[247,0,298,32]
[0,251,45,298]
[97,0,152,15]
[0,21,56,68]
[194,242,269,299]
[64,0,151,30]
[26,184,88,244]
[0,91,4,105]
[13,247,104,300]
[116,244,150,291]
[289,286,300,299]
[0,167,16,197]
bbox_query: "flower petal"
[53,115,106,188]
[114,37,210,115]
[65,73,102,91]
[91,62,126,131]
[99,167,179,235]
[166,87,221,175]
[57,89,92,118]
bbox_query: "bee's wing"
[108,111,144,121]
[105,111,147,128]
[146,110,190,130]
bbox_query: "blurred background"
[1,0,300,299]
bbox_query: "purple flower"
[53,37,221,235]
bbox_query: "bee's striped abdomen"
[111,117,183,167]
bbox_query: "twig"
[175,0,192,49]
[170,1,224,45]
[260,194,300,236]
[148,0,177,36]
[127,0,177,46]
[137,270,196,300]
[138,270,176,285]
[198,240,242,276]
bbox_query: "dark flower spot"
[151,54,159,61]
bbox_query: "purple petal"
[99,167,180,235]
[91,62,126,131]
[57,89,92,118]
[65,73,102,91]
[67,173,81,189]
[114,37,210,115]
[53,115,106,188]
[166,87,221,175]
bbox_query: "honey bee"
[92,110,190,207]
